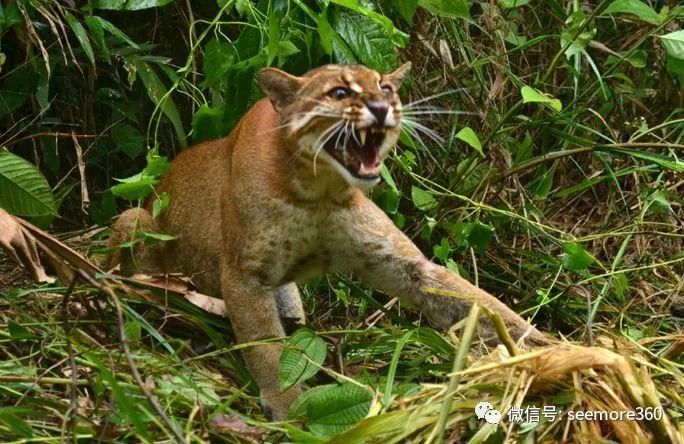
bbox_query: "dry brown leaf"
[0,207,55,283]
[209,414,267,440]
[124,273,227,317]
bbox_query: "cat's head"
[259,63,411,189]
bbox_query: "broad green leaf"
[419,0,470,20]
[411,186,437,211]
[520,85,562,111]
[143,155,171,177]
[373,188,401,215]
[92,0,175,11]
[330,0,409,46]
[65,12,95,67]
[468,222,494,253]
[302,383,373,436]
[455,126,483,156]
[561,242,595,271]
[279,329,327,391]
[202,38,234,87]
[111,123,144,159]
[659,30,684,60]
[191,105,225,142]
[604,0,661,25]
[0,151,57,217]
[133,60,186,147]
[333,10,397,71]
[0,3,22,33]
[607,50,647,68]
[110,177,157,201]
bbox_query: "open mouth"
[323,126,385,179]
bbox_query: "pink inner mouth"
[323,127,385,179]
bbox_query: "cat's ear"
[259,68,305,111]
[385,62,412,89]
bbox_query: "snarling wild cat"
[108,63,549,420]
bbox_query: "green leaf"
[333,10,397,71]
[561,242,596,271]
[498,0,530,8]
[602,147,684,173]
[203,38,235,86]
[191,105,225,143]
[279,329,327,391]
[455,126,483,156]
[391,0,419,23]
[110,177,157,201]
[8,321,35,340]
[330,0,409,46]
[152,192,170,218]
[411,186,437,211]
[89,16,140,50]
[0,151,57,217]
[317,12,334,54]
[133,60,186,147]
[659,30,684,60]
[520,85,562,111]
[84,16,110,63]
[92,0,175,11]
[468,222,494,253]
[143,155,171,177]
[278,40,300,58]
[607,49,647,68]
[604,0,661,25]
[111,123,145,159]
[419,0,470,20]
[65,12,95,67]
[0,66,38,119]
[138,231,176,242]
[0,410,33,438]
[123,320,141,343]
[303,383,372,436]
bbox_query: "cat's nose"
[365,100,389,124]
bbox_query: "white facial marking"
[349,82,363,93]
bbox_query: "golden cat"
[108,63,549,420]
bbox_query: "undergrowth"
[0,0,682,442]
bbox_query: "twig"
[4,131,98,147]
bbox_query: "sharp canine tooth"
[359,129,367,145]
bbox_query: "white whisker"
[401,118,444,144]
[403,89,468,110]
[312,121,345,176]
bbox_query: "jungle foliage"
[0,0,682,442]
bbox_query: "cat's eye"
[381,84,393,94]
[329,87,350,100]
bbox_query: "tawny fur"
[108,64,550,420]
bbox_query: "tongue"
[357,148,380,176]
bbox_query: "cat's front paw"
[260,385,302,421]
